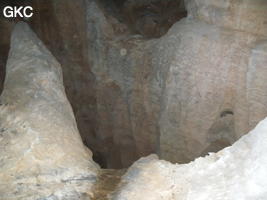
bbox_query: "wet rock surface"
[92,169,125,200]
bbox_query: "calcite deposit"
[112,117,267,200]
[0,22,98,200]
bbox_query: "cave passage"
[2,0,267,199]
[0,0,188,169]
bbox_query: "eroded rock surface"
[159,0,267,163]
[87,0,163,168]
[1,0,267,172]
[0,0,98,169]
[112,117,267,200]
[0,22,98,200]
[87,0,267,167]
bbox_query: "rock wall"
[1,1,267,198]
[159,0,267,163]
[112,117,267,200]
[1,0,267,170]
[0,22,98,200]
[86,0,165,168]
[87,0,267,167]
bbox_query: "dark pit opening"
[98,0,187,38]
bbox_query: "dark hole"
[220,110,234,118]
[99,0,187,38]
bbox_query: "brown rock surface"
[91,169,125,200]
[86,0,163,168]
[0,22,98,200]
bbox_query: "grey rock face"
[0,22,99,200]
[186,0,267,36]
[87,0,267,166]
[159,0,267,163]
[87,0,163,168]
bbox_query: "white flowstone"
[113,117,267,200]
